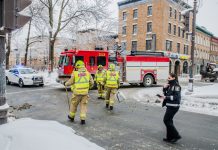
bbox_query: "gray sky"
[110,0,218,36]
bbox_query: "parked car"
[6,67,44,87]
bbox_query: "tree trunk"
[0,33,8,124]
[24,19,32,66]
[6,32,11,69]
[50,40,55,72]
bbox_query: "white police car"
[6,67,44,87]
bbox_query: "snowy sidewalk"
[122,83,218,117]
[0,118,104,150]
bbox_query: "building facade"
[194,26,213,74]
[118,0,193,76]
[210,36,218,64]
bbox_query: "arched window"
[183,61,188,74]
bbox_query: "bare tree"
[5,31,12,69]
[37,0,112,72]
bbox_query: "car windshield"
[19,69,34,74]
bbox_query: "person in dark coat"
[160,73,182,143]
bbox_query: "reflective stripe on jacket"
[95,71,105,83]
[105,71,119,88]
[73,70,90,95]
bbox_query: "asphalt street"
[6,83,218,150]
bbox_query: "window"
[63,56,70,66]
[183,61,188,74]
[146,40,152,50]
[147,22,152,32]
[182,30,185,38]
[169,7,172,17]
[121,42,127,51]
[168,23,171,34]
[177,43,180,53]
[97,56,106,66]
[174,10,177,19]
[148,6,152,16]
[184,45,189,54]
[179,12,181,21]
[178,27,181,37]
[133,24,137,34]
[89,56,95,66]
[123,12,127,21]
[133,9,138,19]
[58,56,64,66]
[173,25,176,35]
[132,41,137,51]
[166,40,172,51]
[74,56,84,66]
[122,26,127,35]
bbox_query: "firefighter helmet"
[75,60,85,69]
[98,65,103,69]
[109,64,115,71]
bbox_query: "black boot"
[110,106,113,110]
[68,115,74,122]
[106,104,109,108]
[81,120,86,125]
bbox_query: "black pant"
[163,107,180,140]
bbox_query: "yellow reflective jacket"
[95,70,106,84]
[73,69,90,95]
[105,70,119,88]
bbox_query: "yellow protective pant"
[97,84,105,98]
[69,94,89,120]
[105,88,117,107]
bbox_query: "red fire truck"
[56,50,170,87]
[56,49,109,84]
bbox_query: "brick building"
[118,0,193,76]
[210,36,218,64]
[194,26,213,74]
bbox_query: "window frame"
[132,24,138,35]
[146,40,152,50]
[131,41,138,51]
[166,40,172,51]
[147,5,152,16]
[133,9,138,19]
[147,22,152,33]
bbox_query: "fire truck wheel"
[143,75,153,87]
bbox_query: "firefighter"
[160,73,182,143]
[65,60,94,125]
[95,65,106,99]
[104,64,120,110]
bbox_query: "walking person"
[65,60,94,125]
[159,73,182,143]
[104,64,120,110]
[95,65,106,99]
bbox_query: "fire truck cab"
[56,49,109,84]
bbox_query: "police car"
[6,67,44,87]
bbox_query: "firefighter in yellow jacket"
[95,65,106,99]
[65,60,94,125]
[104,64,120,110]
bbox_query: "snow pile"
[132,83,218,117]
[181,84,218,116]
[0,118,104,150]
[37,70,62,87]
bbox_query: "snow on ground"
[37,70,63,87]
[0,118,104,150]
[124,83,218,117]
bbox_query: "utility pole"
[188,0,197,92]
[0,0,32,125]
